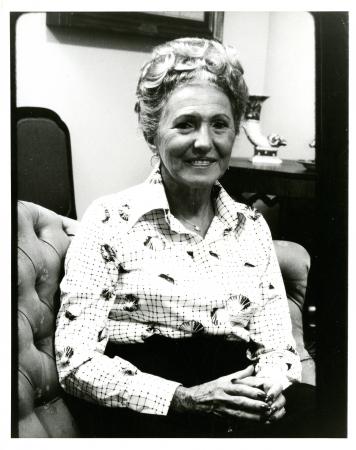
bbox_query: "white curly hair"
[135,37,249,147]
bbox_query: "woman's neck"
[161,166,215,235]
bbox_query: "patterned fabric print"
[102,207,110,223]
[141,323,162,341]
[226,294,253,325]
[144,235,166,250]
[179,320,205,335]
[118,204,130,221]
[55,165,301,416]
[100,244,117,264]
[239,204,262,221]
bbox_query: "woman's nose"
[193,125,213,151]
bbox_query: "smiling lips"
[186,158,217,167]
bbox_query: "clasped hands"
[170,365,286,423]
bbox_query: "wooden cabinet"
[221,157,316,253]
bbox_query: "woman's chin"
[161,164,225,190]
[184,164,224,185]
[178,173,220,189]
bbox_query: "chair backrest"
[16,107,77,219]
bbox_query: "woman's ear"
[145,132,157,152]
[148,135,159,153]
[148,142,157,152]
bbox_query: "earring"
[150,152,160,167]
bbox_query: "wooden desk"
[221,157,316,200]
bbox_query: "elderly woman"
[55,37,316,437]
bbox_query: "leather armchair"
[17,200,315,438]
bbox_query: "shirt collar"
[126,164,169,229]
[127,164,251,232]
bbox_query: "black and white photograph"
[2,0,350,442]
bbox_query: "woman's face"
[154,83,236,190]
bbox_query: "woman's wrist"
[169,385,193,413]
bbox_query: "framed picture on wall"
[46,11,224,41]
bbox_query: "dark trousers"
[66,335,319,437]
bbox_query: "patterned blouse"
[55,166,301,416]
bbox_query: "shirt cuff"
[125,372,182,415]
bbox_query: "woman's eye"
[213,120,228,129]
[175,121,194,130]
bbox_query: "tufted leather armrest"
[17,201,79,437]
[274,240,315,385]
[17,201,315,437]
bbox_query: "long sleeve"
[247,216,302,388]
[55,200,180,415]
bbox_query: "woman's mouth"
[186,159,216,167]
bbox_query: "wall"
[16,12,315,218]
[16,13,154,218]
[222,11,270,158]
[223,11,270,94]
[224,11,315,160]
[262,12,315,161]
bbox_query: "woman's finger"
[264,395,286,421]
[270,393,286,411]
[236,376,265,389]
[227,365,255,382]
[219,407,263,422]
[225,381,267,401]
[265,406,286,423]
[239,377,283,402]
[222,393,271,415]
[265,382,284,403]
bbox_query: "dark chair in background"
[16,107,77,219]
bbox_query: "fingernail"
[261,415,271,423]
[261,404,270,411]
[265,394,273,403]
[265,406,276,417]
[258,392,266,400]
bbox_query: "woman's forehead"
[161,83,233,118]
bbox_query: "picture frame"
[46,12,224,42]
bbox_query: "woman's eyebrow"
[173,113,196,120]
[171,114,196,125]
[173,112,232,121]
[211,114,232,120]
